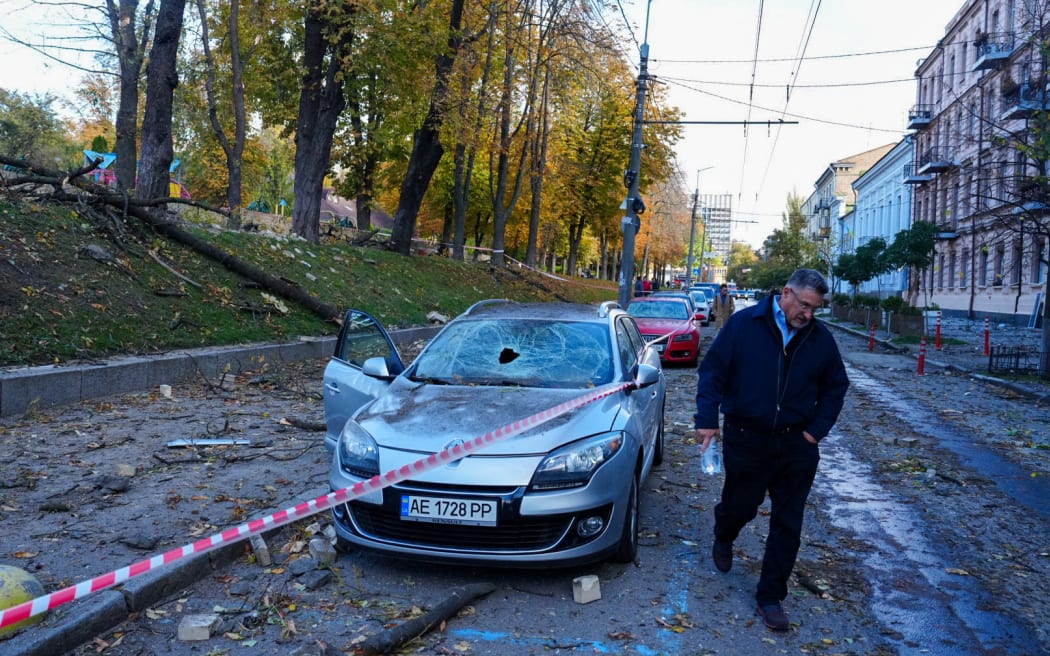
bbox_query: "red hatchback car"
[626,297,702,365]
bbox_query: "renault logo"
[442,439,466,468]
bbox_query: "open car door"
[322,310,404,452]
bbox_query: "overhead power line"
[666,78,906,134]
[652,44,935,64]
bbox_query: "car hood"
[354,377,624,455]
[633,318,691,334]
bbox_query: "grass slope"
[0,196,617,368]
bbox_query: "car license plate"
[654,343,665,353]
[400,495,497,526]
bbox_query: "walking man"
[713,283,735,330]
[693,269,849,631]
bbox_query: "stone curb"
[0,325,443,655]
[825,320,1048,404]
[0,326,442,418]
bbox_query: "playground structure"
[82,150,192,200]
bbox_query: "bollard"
[935,311,942,350]
[868,324,876,352]
[917,335,926,375]
[984,317,990,356]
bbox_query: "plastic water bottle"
[701,441,723,475]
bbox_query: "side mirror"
[362,356,394,380]
[633,363,661,389]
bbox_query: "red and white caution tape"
[0,381,632,631]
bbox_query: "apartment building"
[909,0,1049,323]
[847,138,917,296]
[803,144,896,243]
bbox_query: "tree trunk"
[195,0,247,230]
[292,1,353,244]
[112,0,153,193]
[137,0,187,206]
[391,0,466,256]
[526,66,551,269]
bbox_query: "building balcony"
[917,148,954,175]
[935,230,959,239]
[902,164,933,185]
[972,33,1014,71]
[1001,82,1050,121]
[907,104,933,130]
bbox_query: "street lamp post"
[685,167,713,287]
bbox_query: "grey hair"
[786,268,829,296]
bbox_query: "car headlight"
[338,421,380,478]
[672,333,694,342]
[531,432,624,491]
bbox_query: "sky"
[619,0,964,247]
[0,0,965,249]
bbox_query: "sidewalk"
[825,315,1050,403]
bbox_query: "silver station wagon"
[323,300,667,566]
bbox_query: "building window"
[994,246,1005,286]
[938,253,946,288]
[979,248,989,286]
[1032,238,1045,284]
[961,248,970,288]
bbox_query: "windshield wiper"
[407,375,452,385]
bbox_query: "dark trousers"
[713,422,820,605]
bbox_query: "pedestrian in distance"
[634,276,643,297]
[713,283,735,330]
[693,268,849,632]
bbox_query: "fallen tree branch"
[355,582,496,655]
[147,249,204,289]
[1,154,344,325]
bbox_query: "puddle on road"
[816,364,1043,655]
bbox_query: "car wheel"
[653,404,665,466]
[610,474,640,563]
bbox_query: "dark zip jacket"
[693,295,849,441]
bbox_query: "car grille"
[345,502,574,552]
[642,334,659,342]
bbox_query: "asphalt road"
[2,315,1049,656]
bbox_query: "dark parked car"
[322,300,666,566]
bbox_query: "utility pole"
[685,188,699,287]
[617,1,652,308]
[685,167,712,287]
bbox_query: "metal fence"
[988,345,1048,378]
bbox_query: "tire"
[610,475,640,563]
[653,404,665,466]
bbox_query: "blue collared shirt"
[773,295,794,347]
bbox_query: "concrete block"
[146,353,198,388]
[249,534,272,566]
[115,463,136,477]
[177,613,220,641]
[572,575,601,604]
[308,537,336,566]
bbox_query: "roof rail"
[598,300,621,318]
[462,299,514,315]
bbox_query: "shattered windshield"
[627,300,689,320]
[408,319,613,388]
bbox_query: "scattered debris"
[355,582,496,656]
[177,613,221,641]
[572,575,601,604]
[166,438,251,448]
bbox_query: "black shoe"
[712,539,733,573]
[756,602,790,631]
